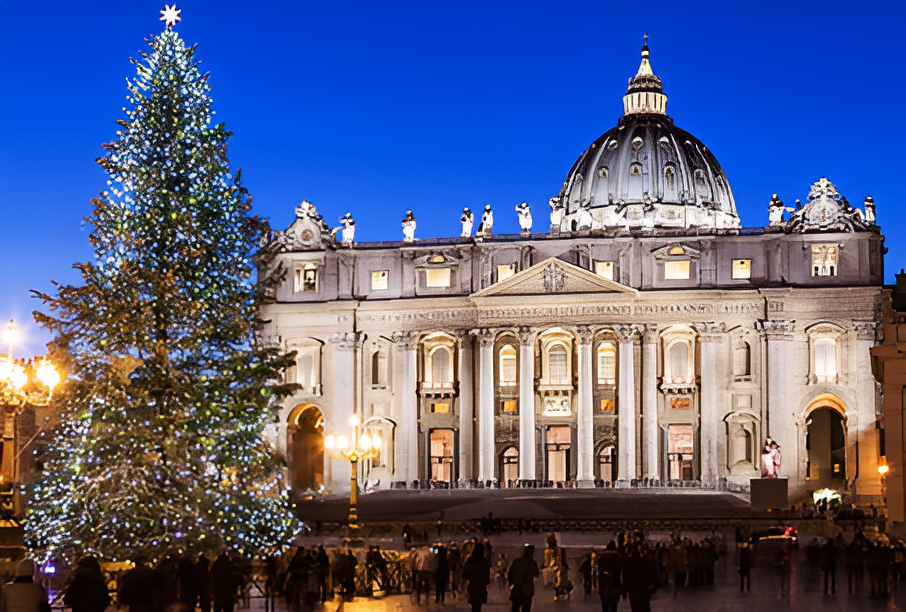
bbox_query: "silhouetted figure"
[119,556,159,612]
[596,543,622,612]
[285,548,310,612]
[64,557,109,612]
[315,546,331,603]
[738,542,751,593]
[623,547,658,612]
[177,555,198,612]
[210,552,240,612]
[2,559,51,612]
[847,536,865,595]
[821,538,837,594]
[434,545,449,603]
[507,544,539,612]
[195,554,213,612]
[462,546,491,612]
[366,546,388,594]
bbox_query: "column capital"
[641,324,659,344]
[575,325,595,345]
[516,326,535,346]
[329,331,364,350]
[391,330,420,350]
[613,324,640,344]
[756,319,796,339]
[470,328,497,348]
[852,320,878,342]
[694,322,726,341]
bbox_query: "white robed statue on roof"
[402,209,417,242]
[516,202,532,235]
[477,204,493,237]
[460,207,474,237]
[339,212,355,245]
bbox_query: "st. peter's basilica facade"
[261,42,885,504]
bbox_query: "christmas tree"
[28,5,300,561]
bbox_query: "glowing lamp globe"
[879,464,890,475]
[36,361,61,389]
[324,435,336,450]
[360,434,372,451]
[10,366,27,390]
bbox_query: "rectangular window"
[497,264,517,282]
[426,268,451,288]
[668,424,695,481]
[664,260,690,280]
[812,245,838,277]
[549,351,568,383]
[297,353,314,389]
[732,259,752,279]
[815,338,837,382]
[295,265,319,292]
[502,400,518,413]
[430,429,455,482]
[431,402,450,414]
[599,399,615,412]
[594,260,615,280]
[371,270,389,290]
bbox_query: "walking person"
[315,546,331,603]
[461,546,491,612]
[507,544,540,612]
[596,543,622,612]
[63,556,110,612]
[2,559,51,612]
[434,545,449,603]
[210,551,240,612]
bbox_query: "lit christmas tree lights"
[28,5,300,562]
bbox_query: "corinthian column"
[614,325,638,482]
[757,319,796,486]
[472,328,497,483]
[576,325,595,486]
[517,327,536,482]
[456,331,475,480]
[695,322,726,486]
[641,324,659,480]
[391,331,420,485]
[328,332,362,493]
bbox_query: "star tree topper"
[160,4,181,28]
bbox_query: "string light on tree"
[27,4,299,562]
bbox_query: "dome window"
[658,136,669,145]
[630,163,643,177]
[608,140,619,149]
[631,137,644,151]
[598,166,609,179]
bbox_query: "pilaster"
[694,322,726,486]
[614,324,639,482]
[391,331,420,484]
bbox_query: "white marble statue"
[339,212,355,245]
[460,207,474,237]
[516,202,532,234]
[549,196,564,230]
[477,204,493,236]
[865,196,876,224]
[402,209,417,242]
[768,193,785,226]
[577,207,593,230]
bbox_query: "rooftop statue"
[477,204,493,237]
[516,202,532,235]
[864,196,876,224]
[549,196,564,233]
[402,209,417,242]
[768,193,789,226]
[339,212,355,245]
[460,207,474,238]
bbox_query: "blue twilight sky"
[1,0,905,357]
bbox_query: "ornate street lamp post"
[324,413,380,546]
[0,320,62,517]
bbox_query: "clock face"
[301,229,314,241]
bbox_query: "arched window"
[815,337,837,382]
[430,347,452,385]
[733,342,751,377]
[663,164,678,201]
[668,341,689,382]
[363,417,396,471]
[501,447,519,487]
[499,345,517,387]
[549,345,569,384]
[597,342,616,384]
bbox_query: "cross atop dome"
[624,35,667,116]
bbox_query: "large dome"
[554,41,739,231]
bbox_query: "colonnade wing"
[469,257,638,298]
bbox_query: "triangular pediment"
[471,257,637,298]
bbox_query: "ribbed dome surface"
[559,114,737,217]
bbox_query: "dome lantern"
[623,34,668,116]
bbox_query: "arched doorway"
[597,445,616,484]
[289,405,324,493]
[806,403,847,489]
[500,447,519,487]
